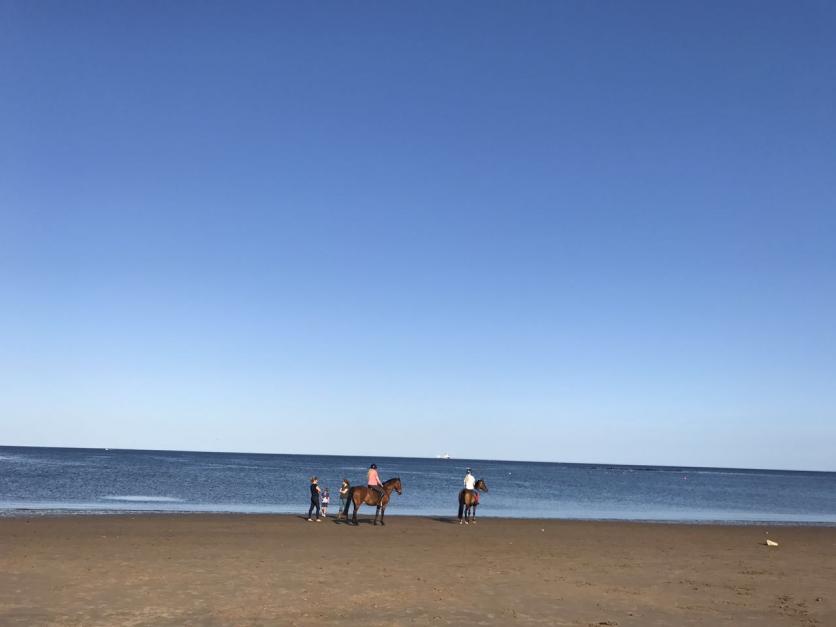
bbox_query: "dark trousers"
[308,499,321,519]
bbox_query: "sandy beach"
[1,514,833,626]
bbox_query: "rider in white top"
[464,468,476,490]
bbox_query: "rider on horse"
[368,463,385,502]
[464,467,479,504]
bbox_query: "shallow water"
[1,446,835,523]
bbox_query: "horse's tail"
[457,490,465,519]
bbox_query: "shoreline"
[2,514,834,625]
[3,509,836,527]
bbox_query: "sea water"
[1,446,835,524]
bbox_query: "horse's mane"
[383,476,400,485]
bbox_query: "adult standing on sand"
[338,479,350,519]
[307,477,322,522]
[367,464,385,501]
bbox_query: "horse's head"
[386,477,403,495]
[476,478,488,492]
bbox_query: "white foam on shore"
[101,495,184,502]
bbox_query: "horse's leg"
[472,503,477,524]
[352,498,359,525]
[379,504,386,526]
[458,497,464,524]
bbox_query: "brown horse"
[458,478,488,524]
[341,477,403,526]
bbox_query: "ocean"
[1,446,835,524]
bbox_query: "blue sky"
[2,2,835,470]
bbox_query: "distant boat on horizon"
[437,453,452,460]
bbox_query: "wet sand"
[1,514,833,626]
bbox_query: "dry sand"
[1,514,834,626]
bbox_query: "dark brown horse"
[458,478,487,524]
[341,477,403,526]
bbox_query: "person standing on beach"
[321,487,330,517]
[338,479,350,519]
[367,464,385,502]
[307,476,322,522]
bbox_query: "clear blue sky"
[2,2,834,470]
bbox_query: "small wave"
[101,495,184,503]
[145,456,191,463]
[194,463,264,470]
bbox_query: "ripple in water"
[101,495,184,503]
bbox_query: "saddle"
[463,488,479,504]
[368,486,386,505]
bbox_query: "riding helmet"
[370,463,377,469]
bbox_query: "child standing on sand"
[307,477,322,522]
[321,487,330,517]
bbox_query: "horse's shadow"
[299,514,469,525]
[295,515,371,525]
[333,517,385,526]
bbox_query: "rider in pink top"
[367,463,385,501]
